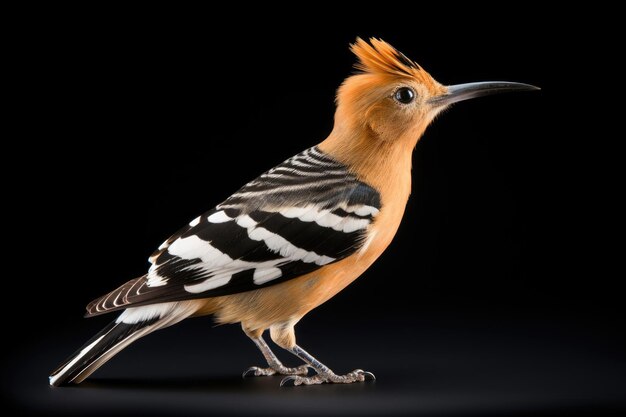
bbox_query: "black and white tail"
[49,301,199,386]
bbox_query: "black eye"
[394,87,415,104]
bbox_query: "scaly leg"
[242,334,310,377]
[280,344,375,386]
[266,322,375,386]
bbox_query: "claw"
[349,369,375,381]
[280,376,298,387]
[242,367,260,378]
[361,371,376,381]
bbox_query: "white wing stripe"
[208,211,232,223]
[315,211,345,228]
[183,259,287,294]
[237,217,335,266]
[253,267,282,285]
[351,205,380,216]
[272,205,372,233]
[341,218,371,233]
[279,207,312,218]
[117,302,181,324]
[146,273,167,287]
[168,235,233,268]
[236,215,256,228]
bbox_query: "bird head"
[333,38,538,144]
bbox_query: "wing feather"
[86,147,380,316]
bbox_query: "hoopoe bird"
[50,38,538,387]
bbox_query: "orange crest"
[350,38,439,91]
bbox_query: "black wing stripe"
[251,211,363,259]
[190,216,283,263]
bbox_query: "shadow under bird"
[50,38,538,387]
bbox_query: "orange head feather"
[330,38,447,146]
[351,38,439,91]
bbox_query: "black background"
[4,6,624,416]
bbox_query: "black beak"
[429,81,540,108]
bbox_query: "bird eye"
[394,87,415,104]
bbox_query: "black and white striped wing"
[87,147,381,315]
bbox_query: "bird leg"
[279,344,376,386]
[242,336,310,377]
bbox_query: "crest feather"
[351,37,430,82]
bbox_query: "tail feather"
[49,301,200,386]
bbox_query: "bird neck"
[319,125,420,207]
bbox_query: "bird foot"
[242,364,311,378]
[280,369,376,386]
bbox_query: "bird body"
[50,38,537,387]
[199,135,416,335]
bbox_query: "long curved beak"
[429,81,540,108]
